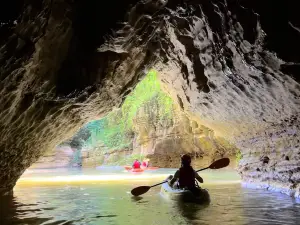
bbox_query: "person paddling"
[132,159,141,169]
[131,157,229,196]
[141,158,150,168]
[168,154,203,195]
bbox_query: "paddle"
[130,157,230,196]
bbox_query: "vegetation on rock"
[74,70,174,155]
[62,70,239,167]
[236,149,242,164]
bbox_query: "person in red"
[141,158,149,168]
[169,154,203,195]
[132,159,141,169]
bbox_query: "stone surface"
[30,145,81,169]
[0,0,159,193]
[132,100,237,168]
[238,116,300,198]
[80,143,133,168]
[68,89,238,169]
[0,0,299,196]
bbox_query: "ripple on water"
[1,170,299,225]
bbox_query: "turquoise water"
[1,167,300,225]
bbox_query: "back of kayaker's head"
[181,154,191,167]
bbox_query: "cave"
[31,70,238,170]
[0,0,300,205]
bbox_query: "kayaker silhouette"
[132,159,141,169]
[168,154,204,196]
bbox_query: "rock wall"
[238,116,300,197]
[154,1,300,197]
[68,82,238,169]
[132,99,237,168]
[0,0,299,196]
[81,148,134,167]
[0,0,158,194]
[30,145,80,169]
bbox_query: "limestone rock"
[132,100,237,168]
[30,145,79,169]
[238,116,300,197]
[0,0,299,196]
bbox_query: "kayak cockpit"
[160,182,210,204]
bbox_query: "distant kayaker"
[141,158,150,168]
[132,159,141,169]
[168,154,203,195]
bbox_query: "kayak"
[144,166,159,170]
[160,182,210,204]
[124,166,132,170]
[124,166,159,171]
[124,166,145,173]
[130,168,144,173]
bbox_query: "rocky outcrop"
[0,0,299,196]
[238,116,300,197]
[0,0,158,194]
[30,145,80,169]
[37,97,238,169]
[30,126,90,168]
[68,81,238,168]
[81,148,134,167]
[132,99,237,168]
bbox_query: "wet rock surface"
[238,116,300,197]
[0,0,299,196]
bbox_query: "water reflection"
[241,189,300,225]
[1,169,299,225]
[176,201,209,224]
[131,196,143,202]
[0,195,55,225]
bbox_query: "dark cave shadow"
[0,195,55,225]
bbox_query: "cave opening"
[1,0,300,223]
[29,69,240,171]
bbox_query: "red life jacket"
[133,161,141,169]
[142,161,147,167]
[178,166,195,188]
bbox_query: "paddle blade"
[209,158,230,169]
[131,186,151,196]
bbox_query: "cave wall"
[0,0,160,194]
[29,145,80,169]
[151,0,300,196]
[0,0,299,196]
[132,97,237,168]
[58,83,238,169]
[238,117,300,197]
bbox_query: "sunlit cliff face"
[0,0,299,196]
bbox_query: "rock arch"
[0,0,299,196]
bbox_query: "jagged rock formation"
[0,0,299,197]
[0,0,156,194]
[238,116,300,197]
[132,98,237,168]
[76,98,237,168]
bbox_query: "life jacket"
[142,161,147,167]
[178,166,195,188]
[133,161,141,169]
